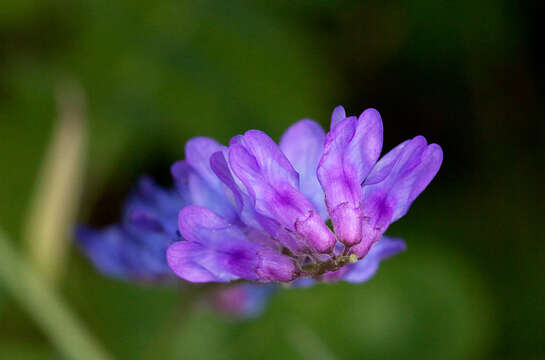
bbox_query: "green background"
[0,0,543,359]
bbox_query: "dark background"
[0,1,543,359]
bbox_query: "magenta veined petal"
[318,108,383,247]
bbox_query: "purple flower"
[78,104,440,291]
[167,106,442,283]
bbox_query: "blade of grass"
[0,228,113,360]
[23,80,87,284]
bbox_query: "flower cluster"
[166,106,441,283]
[77,105,442,315]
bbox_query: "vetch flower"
[76,104,441,320]
[167,106,442,283]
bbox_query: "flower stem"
[0,228,113,360]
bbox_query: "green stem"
[0,228,113,360]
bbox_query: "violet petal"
[168,205,261,282]
[330,105,346,129]
[279,119,328,219]
[256,249,299,282]
[318,108,383,246]
[352,136,442,257]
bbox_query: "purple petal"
[317,108,383,246]
[211,150,300,252]
[129,210,164,233]
[279,119,328,219]
[166,241,225,282]
[256,249,299,282]
[124,176,184,235]
[168,206,261,282]
[210,150,265,230]
[330,105,346,129]
[77,223,174,281]
[231,130,299,190]
[328,202,364,248]
[352,136,442,257]
[390,142,443,222]
[173,138,238,221]
[209,151,243,212]
[343,236,406,283]
[350,188,395,258]
[185,137,225,187]
[188,171,237,222]
[170,161,192,202]
[345,109,384,185]
[77,226,132,279]
[364,139,411,185]
[229,130,335,254]
[294,210,335,253]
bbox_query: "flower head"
[166,106,442,283]
[77,105,440,317]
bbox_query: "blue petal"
[124,176,184,235]
[76,224,175,281]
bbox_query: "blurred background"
[0,0,543,359]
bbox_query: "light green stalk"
[23,80,87,284]
[0,228,113,360]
